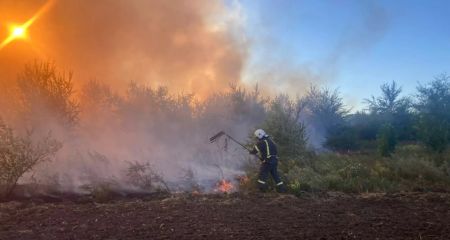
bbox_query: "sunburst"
[0,0,54,50]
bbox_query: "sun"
[0,24,30,50]
[0,0,54,50]
[11,26,27,39]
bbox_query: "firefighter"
[249,129,286,193]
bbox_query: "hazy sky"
[1,0,449,109]
[240,0,450,108]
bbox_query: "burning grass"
[214,179,234,193]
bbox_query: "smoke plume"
[0,0,254,193]
[0,0,247,97]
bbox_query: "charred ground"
[1,192,449,240]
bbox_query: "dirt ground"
[0,192,449,240]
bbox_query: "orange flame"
[215,179,234,193]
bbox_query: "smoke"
[243,1,390,97]
[322,1,390,79]
[0,0,247,97]
[0,0,390,193]
[0,0,256,193]
[3,65,264,193]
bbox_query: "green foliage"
[261,95,308,165]
[331,81,416,155]
[348,111,382,142]
[366,81,411,115]
[0,120,62,198]
[377,124,397,157]
[300,86,349,149]
[415,74,450,153]
[325,125,359,152]
[300,86,349,130]
[244,144,450,194]
[285,166,324,193]
[364,81,415,142]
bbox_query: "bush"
[325,125,359,152]
[377,124,397,157]
[415,74,450,153]
[0,120,61,198]
[262,95,308,165]
[387,154,448,184]
[285,166,324,193]
[126,161,169,192]
[300,86,349,149]
[254,148,450,195]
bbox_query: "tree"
[0,119,61,198]
[262,95,308,162]
[366,81,409,115]
[300,86,349,149]
[415,74,450,153]
[17,61,79,130]
[365,81,415,142]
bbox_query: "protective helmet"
[254,129,267,139]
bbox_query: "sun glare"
[11,26,26,39]
[0,0,54,50]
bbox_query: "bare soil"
[1,192,449,240]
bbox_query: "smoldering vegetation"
[1,60,450,200]
[0,60,266,198]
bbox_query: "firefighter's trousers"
[257,157,286,192]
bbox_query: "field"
[1,192,449,240]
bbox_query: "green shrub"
[250,149,450,194]
[415,74,450,153]
[261,95,308,164]
[377,124,397,157]
[285,166,325,192]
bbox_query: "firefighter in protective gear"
[249,129,286,192]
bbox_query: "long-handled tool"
[209,131,250,152]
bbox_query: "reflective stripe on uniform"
[264,140,270,158]
[276,182,284,186]
[257,179,266,184]
[254,145,260,153]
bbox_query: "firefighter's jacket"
[250,136,278,162]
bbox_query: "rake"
[209,131,250,151]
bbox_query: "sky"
[240,0,450,108]
[0,0,449,110]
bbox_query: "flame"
[215,179,234,193]
[0,0,54,50]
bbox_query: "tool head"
[209,131,226,143]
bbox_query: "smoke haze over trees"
[1,60,449,197]
[0,1,449,197]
